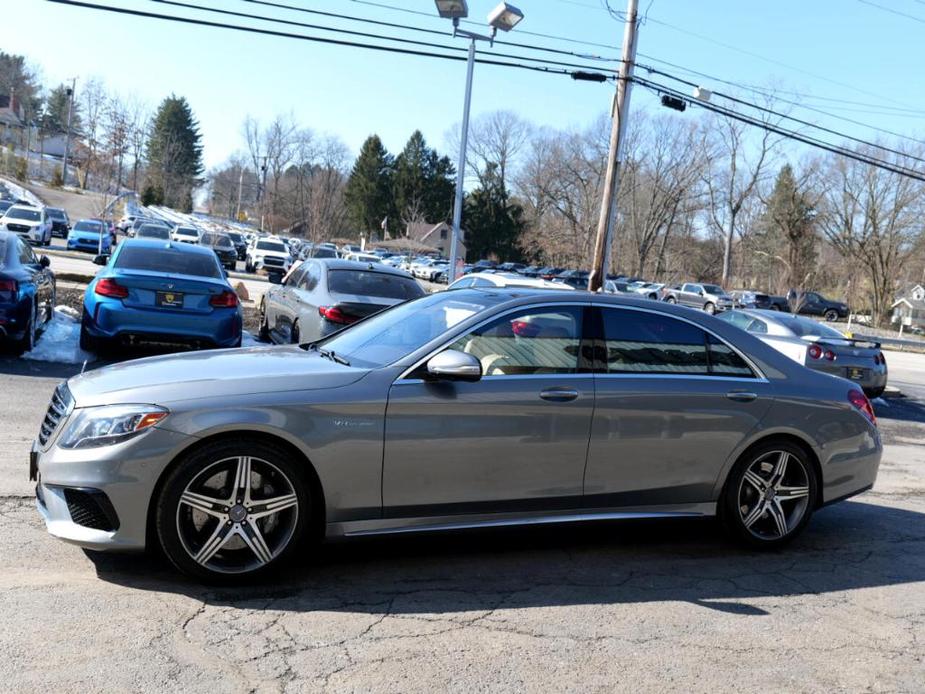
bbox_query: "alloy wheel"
[737,450,811,540]
[175,456,300,574]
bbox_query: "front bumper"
[33,425,197,551]
[68,238,110,253]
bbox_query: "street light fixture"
[435,1,525,283]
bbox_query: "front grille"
[263,256,284,267]
[38,383,73,447]
[7,223,30,233]
[63,488,120,531]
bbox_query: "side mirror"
[39,255,50,268]
[426,349,482,382]
[93,254,109,266]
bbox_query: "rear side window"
[327,270,424,300]
[600,308,754,378]
[114,246,221,278]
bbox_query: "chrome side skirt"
[327,502,716,539]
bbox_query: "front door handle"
[726,391,758,403]
[540,388,580,402]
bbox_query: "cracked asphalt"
[0,352,923,692]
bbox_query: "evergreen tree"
[758,165,817,291]
[463,163,526,261]
[344,135,393,235]
[392,131,454,226]
[145,95,203,212]
[39,84,79,135]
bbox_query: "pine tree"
[344,135,393,235]
[392,131,454,226]
[145,95,203,212]
[40,84,79,135]
[758,165,817,292]
[463,163,526,262]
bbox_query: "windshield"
[257,241,287,253]
[74,221,104,233]
[775,315,845,339]
[6,208,41,221]
[47,209,66,219]
[328,270,424,300]
[137,225,170,239]
[176,228,198,237]
[320,292,490,369]
[202,233,233,247]
[703,284,725,294]
[114,246,222,278]
[225,232,243,243]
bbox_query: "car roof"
[7,204,40,211]
[119,238,216,256]
[309,257,414,276]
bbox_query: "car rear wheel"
[824,309,839,322]
[156,439,310,583]
[722,442,817,548]
[258,299,270,342]
[864,386,885,399]
[14,303,36,354]
[666,297,676,304]
[704,302,716,315]
[291,320,301,345]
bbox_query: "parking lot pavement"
[0,360,922,691]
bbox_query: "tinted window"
[225,232,243,243]
[47,209,66,219]
[114,246,222,278]
[284,263,307,287]
[601,308,755,378]
[136,226,170,239]
[257,241,287,253]
[74,221,103,233]
[0,238,6,268]
[703,285,724,294]
[717,311,753,331]
[327,270,424,300]
[6,208,41,221]
[18,238,35,265]
[450,307,582,376]
[176,228,198,237]
[311,247,337,258]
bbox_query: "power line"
[236,0,620,63]
[48,0,611,80]
[143,0,613,73]
[633,74,925,182]
[856,0,925,24]
[638,64,925,163]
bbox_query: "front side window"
[600,308,754,378]
[449,307,583,377]
[18,238,36,265]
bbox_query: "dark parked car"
[0,231,55,352]
[224,230,248,260]
[46,207,70,238]
[788,290,849,322]
[260,258,425,345]
[199,232,238,271]
[497,262,526,273]
[538,266,565,280]
[554,269,590,289]
[731,290,790,311]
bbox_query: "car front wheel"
[824,309,839,322]
[156,439,310,582]
[722,442,817,548]
[704,302,716,315]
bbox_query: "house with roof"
[891,284,925,328]
[0,94,26,148]
[406,221,467,260]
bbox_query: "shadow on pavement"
[875,395,925,425]
[87,499,925,617]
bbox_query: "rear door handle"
[540,388,580,402]
[726,391,758,403]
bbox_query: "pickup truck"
[788,290,849,322]
[731,290,790,311]
[662,282,734,314]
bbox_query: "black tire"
[770,304,781,311]
[864,386,885,399]
[14,303,36,354]
[824,309,839,322]
[155,438,312,583]
[258,299,270,342]
[704,302,716,315]
[722,440,818,549]
[78,323,98,352]
[666,297,677,304]
[291,320,301,345]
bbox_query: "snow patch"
[242,331,263,347]
[872,397,889,407]
[22,307,93,365]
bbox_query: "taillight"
[807,344,823,360]
[874,352,886,366]
[824,349,836,361]
[94,278,129,299]
[0,279,16,294]
[318,306,358,325]
[511,319,540,337]
[209,290,239,308]
[848,389,877,426]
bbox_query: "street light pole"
[448,38,476,284]
[61,78,77,188]
[588,0,639,292]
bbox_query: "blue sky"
[4,0,924,169]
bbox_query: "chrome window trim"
[396,373,597,386]
[591,302,769,382]
[397,301,591,382]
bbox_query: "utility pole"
[235,166,245,221]
[588,0,639,292]
[258,156,268,231]
[61,78,77,188]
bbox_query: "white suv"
[246,237,292,275]
[171,226,200,244]
[1,205,52,246]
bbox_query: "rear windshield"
[311,248,338,258]
[114,246,221,278]
[176,228,198,236]
[327,270,424,300]
[201,233,233,247]
[225,232,243,243]
[257,241,287,253]
[5,208,41,221]
[775,315,845,339]
[137,225,170,239]
[74,221,104,233]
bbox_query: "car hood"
[68,345,370,407]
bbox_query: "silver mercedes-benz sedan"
[31,290,882,581]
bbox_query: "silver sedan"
[32,290,882,581]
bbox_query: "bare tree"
[455,110,532,189]
[77,78,108,190]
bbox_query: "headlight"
[58,404,169,449]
